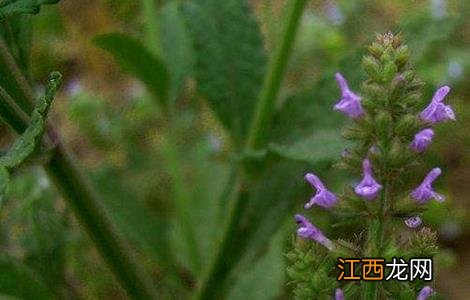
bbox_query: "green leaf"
[91,167,173,267]
[158,1,194,102]
[0,72,61,168]
[0,0,60,20]
[183,0,267,146]
[93,33,170,109]
[0,256,56,300]
[269,128,346,163]
[227,229,285,300]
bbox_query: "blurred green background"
[0,0,468,299]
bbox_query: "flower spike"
[410,128,434,153]
[304,173,337,209]
[333,73,364,118]
[411,168,445,204]
[355,159,382,200]
[420,86,455,124]
[294,214,334,250]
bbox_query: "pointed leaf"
[93,33,170,109]
[183,0,267,145]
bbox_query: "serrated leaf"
[0,72,61,168]
[183,0,267,146]
[0,0,60,20]
[93,33,170,109]
[269,128,347,163]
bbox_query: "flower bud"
[375,111,393,140]
[362,56,381,81]
[382,61,398,83]
[367,42,383,58]
[395,114,420,137]
[388,138,406,166]
[395,45,410,69]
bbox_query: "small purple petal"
[411,129,434,153]
[333,73,364,119]
[355,159,382,200]
[304,173,337,209]
[405,216,422,228]
[411,168,445,204]
[420,86,455,124]
[335,288,344,300]
[294,214,334,250]
[417,286,434,300]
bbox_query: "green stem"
[363,183,389,299]
[246,0,308,150]
[194,1,307,299]
[0,56,158,300]
[142,0,161,56]
[193,175,245,300]
[0,37,34,114]
[163,124,202,274]
[45,145,158,300]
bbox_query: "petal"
[424,168,442,184]
[432,86,451,103]
[445,105,456,120]
[294,214,309,226]
[335,72,349,95]
[335,288,344,300]
[417,286,434,300]
[304,173,325,190]
[420,102,439,123]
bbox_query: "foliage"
[0,0,467,299]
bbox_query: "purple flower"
[335,288,344,300]
[405,216,422,228]
[333,73,364,119]
[355,159,382,200]
[417,286,434,300]
[411,129,434,153]
[420,86,455,124]
[304,173,337,209]
[411,168,445,204]
[295,214,334,250]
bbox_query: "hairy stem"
[0,54,158,300]
[246,0,308,150]
[45,144,158,300]
[163,123,202,275]
[193,175,245,300]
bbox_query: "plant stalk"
[246,0,308,150]
[0,49,158,300]
[194,1,308,299]
[45,144,158,300]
